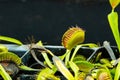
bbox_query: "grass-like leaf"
[0,36,23,45]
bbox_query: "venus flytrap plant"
[61,26,85,65]
[107,1,120,79]
[58,26,99,80]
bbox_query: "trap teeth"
[0,52,22,66]
[62,26,85,50]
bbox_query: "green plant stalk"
[59,49,71,65]
[70,45,82,62]
[59,49,70,60]
[0,64,12,80]
[114,62,120,80]
[65,49,71,65]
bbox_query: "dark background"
[0,0,120,46]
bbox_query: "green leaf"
[53,56,74,80]
[36,41,54,68]
[69,61,79,80]
[109,0,120,9]
[0,36,23,45]
[19,65,40,71]
[108,11,120,53]
[114,62,120,80]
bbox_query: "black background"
[0,0,120,46]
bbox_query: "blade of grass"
[0,35,23,45]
